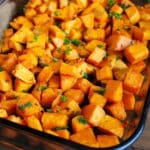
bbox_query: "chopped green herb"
[39,63,48,67]
[109,12,122,19]
[73,111,80,116]
[54,11,59,16]
[116,56,120,60]
[30,33,39,43]
[147,0,150,3]
[0,66,3,72]
[108,0,116,6]
[13,95,20,100]
[124,26,131,31]
[71,39,82,46]
[64,38,71,45]
[46,109,52,113]
[121,3,130,10]
[95,89,106,94]
[18,102,32,111]
[61,95,68,102]
[82,72,89,79]
[78,116,88,124]
[37,85,48,91]
[52,57,59,62]
[97,44,103,49]
[55,126,68,130]
[65,47,71,55]
[56,47,61,52]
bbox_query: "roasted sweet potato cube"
[125,43,149,64]
[4,28,14,37]
[41,112,68,129]
[26,116,43,131]
[135,100,144,116]
[110,4,123,14]
[41,88,58,107]
[60,75,77,91]
[84,28,105,41]
[13,64,35,84]
[0,71,12,92]
[125,6,140,24]
[0,109,8,118]
[25,8,37,19]
[107,34,132,51]
[73,78,91,94]
[70,127,98,148]
[104,80,123,102]
[74,0,88,8]
[81,13,94,29]
[72,115,90,133]
[37,66,54,83]
[82,104,105,126]
[64,48,79,61]
[56,129,70,140]
[14,78,33,92]
[129,61,146,73]
[16,94,43,118]
[96,66,113,81]
[89,93,107,108]
[131,26,144,41]
[7,115,24,125]
[97,135,120,148]
[33,13,49,25]
[105,102,127,120]
[123,91,135,110]
[98,115,124,138]
[87,48,106,66]
[48,75,60,88]
[123,69,144,94]
[64,89,84,105]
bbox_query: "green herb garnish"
[52,57,59,62]
[121,3,130,10]
[124,26,131,31]
[71,39,82,46]
[13,95,20,100]
[64,38,71,45]
[55,126,68,130]
[97,44,103,49]
[18,102,32,110]
[56,47,61,52]
[108,0,116,6]
[82,72,89,79]
[78,116,88,124]
[54,11,59,16]
[65,47,71,55]
[30,33,39,43]
[95,89,106,94]
[46,109,52,113]
[37,85,48,91]
[0,66,3,72]
[109,12,122,19]
[61,95,68,102]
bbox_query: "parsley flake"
[55,126,68,130]
[54,11,59,16]
[0,66,3,72]
[78,116,88,124]
[64,38,71,45]
[65,47,71,55]
[109,12,122,19]
[18,102,32,111]
[71,39,82,46]
[108,0,116,6]
[46,109,52,113]
[82,72,89,79]
[37,85,48,91]
[95,89,106,94]
[97,44,103,49]
[61,95,68,102]
[121,3,130,10]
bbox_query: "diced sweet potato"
[16,94,43,118]
[131,26,144,41]
[73,78,91,94]
[64,48,79,61]
[82,104,105,126]
[89,93,107,108]
[70,127,98,148]
[107,34,132,51]
[64,89,84,105]
[134,100,144,116]
[48,75,60,88]
[72,115,90,133]
[87,47,106,66]
[37,66,54,83]
[98,115,124,138]
[110,4,123,14]
[41,112,68,129]
[33,13,49,25]
[124,43,149,64]
[104,80,123,102]
[56,129,70,139]
[13,64,36,84]
[0,71,12,92]
[14,78,33,92]
[41,88,58,107]
[7,115,24,125]
[0,109,8,118]
[26,116,43,131]
[123,69,144,94]
[81,13,94,29]
[125,6,140,24]
[84,28,105,41]
[123,91,135,110]
[105,102,127,120]
[129,61,146,73]
[97,135,120,148]
[60,75,77,91]
[96,66,113,81]
[74,0,88,9]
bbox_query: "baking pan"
[0,0,149,149]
